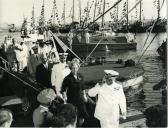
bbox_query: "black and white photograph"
[0,0,167,127]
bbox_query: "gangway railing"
[0,56,11,71]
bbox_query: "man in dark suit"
[36,53,51,89]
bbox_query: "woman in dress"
[61,58,89,126]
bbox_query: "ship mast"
[116,0,119,21]
[31,4,35,28]
[101,0,106,27]
[126,0,129,31]
[79,0,82,25]
[139,0,142,22]
[63,0,66,25]
[72,0,75,22]
[93,0,98,22]
[53,0,56,25]
[157,0,160,19]
[39,0,45,27]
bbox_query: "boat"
[74,31,136,52]
[0,55,144,108]
[57,0,137,53]
[51,33,144,98]
[0,32,144,117]
[53,30,137,60]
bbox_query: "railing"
[0,56,11,71]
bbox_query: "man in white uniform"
[20,41,28,70]
[51,53,70,97]
[13,41,23,72]
[88,70,127,128]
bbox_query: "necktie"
[36,55,38,61]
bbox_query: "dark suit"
[36,63,51,88]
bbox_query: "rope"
[136,0,166,63]
[0,64,62,104]
[86,0,123,29]
[142,0,165,49]
[118,0,143,23]
[0,65,39,92]
[142,20,158,49]
[137,33,158,63]
[83,38,103,63]
[49,31,84,63]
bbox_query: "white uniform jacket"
[88,82,127,126]
[51,63,70,96]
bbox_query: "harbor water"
[0,31,167,126]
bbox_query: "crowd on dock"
[0,36,127,128]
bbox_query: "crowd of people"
[0,36,127,128]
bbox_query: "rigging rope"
[49,31,84,63]
[118,0,143,23]
[136,0,165,63]
[142,20,158,49]
[83,38,103,62]
[86,0,123,29]
[0,65,39,92]
[142,0,165,49]
[137,33,158,63]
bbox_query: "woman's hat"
[37,89,57,104]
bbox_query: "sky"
[0,0,167,27]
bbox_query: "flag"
[52,33,69,52]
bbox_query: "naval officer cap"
[104,70,119,77]
[37,88,57,104]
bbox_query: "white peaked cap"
[104,70,119,76]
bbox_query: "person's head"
[38,40,44,47]
[103,70,119,85]
[32,45,38,54]
[56,104,77,128]
[59,53,68,63]
[69,58,80,75]
[20,41,24,45]
[45,41,51,46]
[43,104,77,128]
[37,88,57,107]
[40,53,48,64]
[0,109,13,127]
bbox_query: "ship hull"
[72,43,137,53]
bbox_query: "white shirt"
[20,43,28,58]
[51,62,70,96]
[14,44,23,62]
[88,82,126,124]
